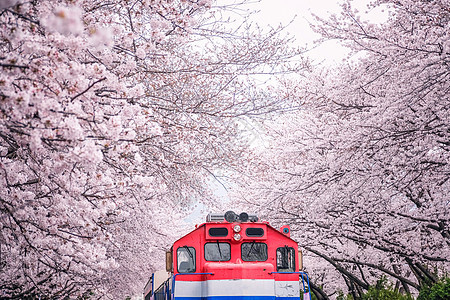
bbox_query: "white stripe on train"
[174,280,301,297]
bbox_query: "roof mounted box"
[206,212,258,223]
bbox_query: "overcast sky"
[189,0,388,221]
[247,0,387,64]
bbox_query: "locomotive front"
[144,211,310,300]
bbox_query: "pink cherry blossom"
[0,0,306,298]
[235,0,449,298]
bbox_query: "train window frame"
[245,227,264,237]
[204,242,231,261]
[276,246,296,272]
[176,246,196,273]
[208,227,229,237]
[241,242,268,262]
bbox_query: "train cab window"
[209,227,228,237]
[177,246,196,273]
[246,228,264,237]
[241,242,268,261]
[205,242,231,261]
[277,246,295,272]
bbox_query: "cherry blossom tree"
[0,0,306,298]
[234,0,449,298]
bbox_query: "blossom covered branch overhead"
[234,0,449,298]
[0,0,306,298]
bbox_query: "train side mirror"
[166,250,173,272]
[298,249,303,271]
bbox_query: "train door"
[274,246,311,300]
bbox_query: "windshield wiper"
[216,240,223,261]
[283,246,290,269]
[247,241,256,259]
[183,245,193,260]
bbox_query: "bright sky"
[188,0,389,222]
[251,0,346,63]
[251,0,342,42]
[247,0,387,64]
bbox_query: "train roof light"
[224,211,238,223]
[239,212,249,222]
[233,224,241,233]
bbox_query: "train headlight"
[233,224,241,233]
[233,233,241,241]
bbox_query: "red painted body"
[171,221,299,281]
[143,213,311,300]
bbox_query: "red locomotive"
[144,211,311,300]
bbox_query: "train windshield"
[241,242,268,261]
[277,246,295,272]
[205,242,231,261]
[177,246,196,273]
